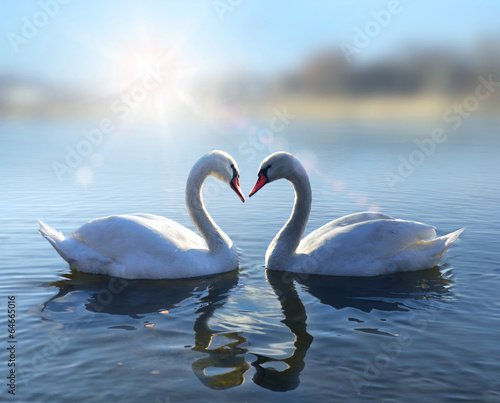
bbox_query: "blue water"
[1,118,499,402]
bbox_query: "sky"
[1,0,500,91]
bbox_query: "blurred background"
[1,0,499,125]
[1,0,499,198]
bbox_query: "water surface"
[1,118,499,402]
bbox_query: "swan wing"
[72,214,207,260]
[302,212,394,244]
[296,218,449,276]
[39,215,234,279]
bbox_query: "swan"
[38,150,245,279]
[249,152,464,276]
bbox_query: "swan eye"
[230,164,238,180]
[260,164,272,179]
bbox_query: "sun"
[76,24,206,124]
[105,37,197,113]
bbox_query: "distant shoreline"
[238,94,500,122]
[1,93,499,122]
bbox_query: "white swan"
[249,152,464,276]
[38,150,245,279]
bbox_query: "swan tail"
[442,227,465,247]
[393,227,464,273]
[38,220,113,271]
[420,227,464,252]
[415,227,465,267]
[38,220,66,251]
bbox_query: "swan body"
[249,152,464,276]
[39,150,245,279]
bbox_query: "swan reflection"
[41,266,453,392]
[42,269,250,390]
[254,267,453,391]
[252,270,313,391]
[190,272,250,389]
[293,266,454,312]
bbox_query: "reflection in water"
[190,273,250,390]
[255,267,454,391]
[252,270,313,391]
[45,272,201,319]
[192,331,249,390]
[294,267,454,313]
[42,270,250,390]
[42,267,453,392]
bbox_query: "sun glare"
[74,167,94,186]
[101,35,198,121]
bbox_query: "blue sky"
[1,0,499,88]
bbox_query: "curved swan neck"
[267,164,312,266]
[185,161,231,255]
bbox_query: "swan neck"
[185,164,231,254]
[268,167,312,265]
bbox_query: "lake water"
[1,117,499,402]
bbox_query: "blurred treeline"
[2,40,500,120]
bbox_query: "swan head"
[249,152,303,197]
[205,150,245,202]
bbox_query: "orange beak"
[230,177,245,202]
[249,172,268,197]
